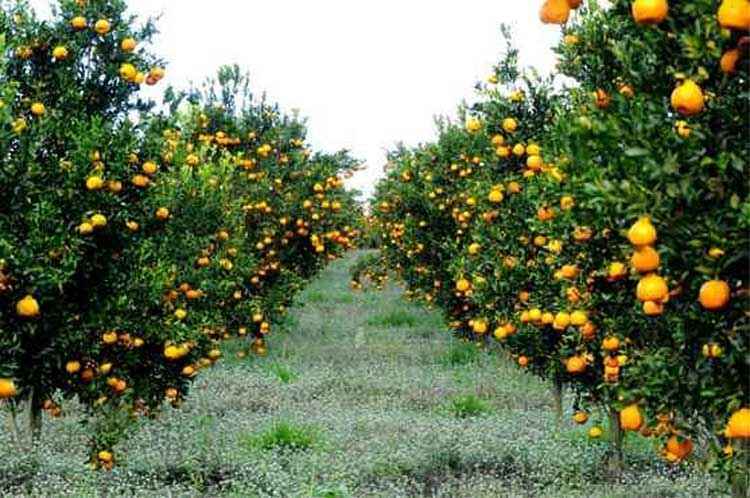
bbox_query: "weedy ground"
[0,252,727,497]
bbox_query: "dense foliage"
[0,0,361,465]
[364,0,749,493]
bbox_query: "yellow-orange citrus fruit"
[566,356,587,374]
[636,274,669,302]
[699,280,730,310]
[718,0,750,30]
[632,0,669,24]
[573,411,589,424]
[721,48,740,73]
[671,80,705,116]
[0,379,17,398]
[540,0,571,24]
[620,404,644,431]
[16,295,40,318]
[628,217,657,246]
[631,245,660,273]
[665,435,694,460]
[726,408,750,438]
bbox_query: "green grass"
[440,341,481,367]
[241,421,320,451]
[366,308,418,328]
[268,362,298,384]
[448,394,490,418]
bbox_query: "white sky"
[29,1,561,199]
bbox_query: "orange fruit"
[699,280,730,310]
[718,0,750,30]
[540,0,571,24]
[16,295,40,318]
[726,408,750,438]
[720,48,740,74]
[566,356,587,374]
[665,435,693,460]
[588,426,603,438]
[0,379,17,399]
[643,300,664,316]
[671,80,705,116]
[602,336,620,351]
[636,274,669,302]
[573,411,589,424]
[632,0,669,24]
[628,217,657,246]
[70,16,87,30]
[620,404,644,431]
[631,245,660,273]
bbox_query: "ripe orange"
[720,48,740,74]
[0,379,17,398]
[455,278,471,292]
[671,80,704,116]
[65,361,81,374]
[628,217,657,246]
[121,37,137,52]
[70,16,87,30]
[602,336,620,351]
[566,356,587,374]
[94,19,111,35]
[726,408,750,438]
[502,118,517,133]
[632,0,669,24]
[636,274,669,302]
[620,404,644,431]
[540,0,571,24]
[665,435,693,460]
[588,426,603,438]
[16,295,40,318]
[608,261,628,281]
[698,280,730,310]
[718,0,750,30]
[631,245,660,273]
[573,411,589,424]
[643,300,664,316]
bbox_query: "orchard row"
[0,0,362,466]
[359,0,749,493]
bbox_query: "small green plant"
[242,421,319,451]
[269,363,298,384]
[449,394,489,418]
[366,309,417,328]
[441,342,480,367]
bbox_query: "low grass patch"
[366,308,418,328]
[241,421,321,452]
[448,394,490,418]
[268,362,298,384]
[440,341,480,367]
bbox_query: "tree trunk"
[607,407,624,480]
[732,440,750,498]
[28,387,43,442]
[551,374,563,425]
[8,399,21,444]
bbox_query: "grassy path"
[2,253,724,497]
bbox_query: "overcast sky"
[29,1,560,198]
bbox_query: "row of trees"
[0,0,361,466]
[360,0,748,494]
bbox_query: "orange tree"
[0,0,362,467]
[0,0,169,440]
[369,0,749,492]
[543,0,749,489]
[369,29,585,420]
